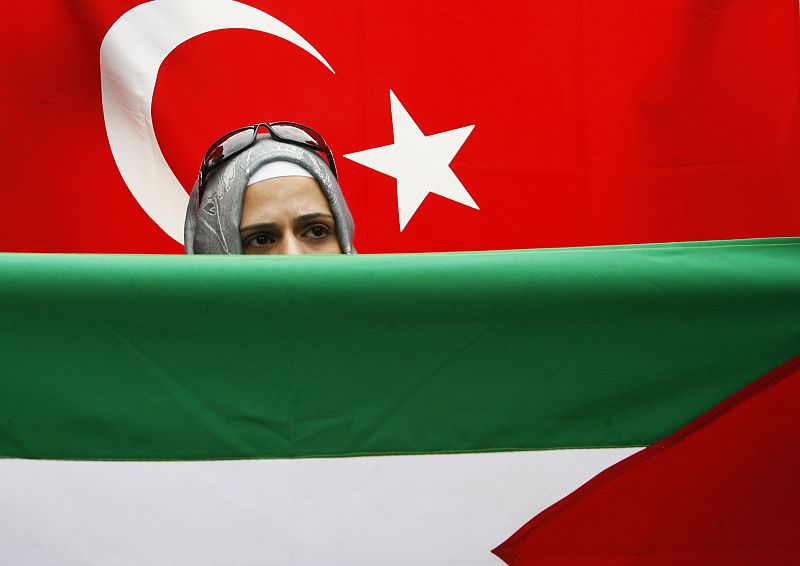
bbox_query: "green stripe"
[1,238,799,460]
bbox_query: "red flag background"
[2,0,799,254]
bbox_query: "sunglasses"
[197,122,337,204]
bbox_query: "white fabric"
[0,448,640,565]
[247,160,313,186]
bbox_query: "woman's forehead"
[240,176,330,227]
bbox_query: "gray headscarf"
[184,137,355,254]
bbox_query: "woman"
[184,122,355,255]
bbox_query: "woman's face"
[238,176,342,255]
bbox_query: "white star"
[344,91,478,231]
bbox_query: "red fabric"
[493,355,800,565]
[2,0,799,253]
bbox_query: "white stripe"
[0,448,639,565]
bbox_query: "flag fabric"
[494,354,800,565]
[1,238,799,564]
[2,0,799,253]
[2,1,800,563]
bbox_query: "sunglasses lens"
[201,122,337,197]
[269,123,337,177]
[269,123,326,148]
[204,128,257,170]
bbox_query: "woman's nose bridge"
[278,234,303,255]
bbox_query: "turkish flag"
[2,0,799,253]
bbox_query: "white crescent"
[100,0,334,243]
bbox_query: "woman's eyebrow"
[294,212,334,223]
[239,222,278,233]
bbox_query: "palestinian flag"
[2,238,799,564]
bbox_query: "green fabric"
[1,238,799,460]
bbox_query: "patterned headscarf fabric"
[184,137,355,254]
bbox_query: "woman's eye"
[243,233,274,247]
[305,225,330,239]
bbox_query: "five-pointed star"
[344,91,478,231]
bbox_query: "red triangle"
[494,355,800,565]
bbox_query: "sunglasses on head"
[197,122,337,204]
